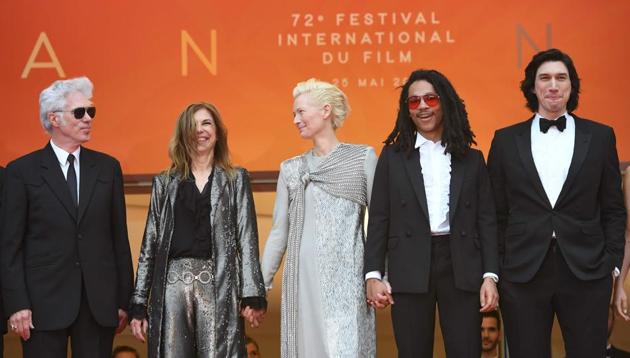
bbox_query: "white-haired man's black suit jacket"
[1,144,133,339]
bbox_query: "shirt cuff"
[365,271,382,281]
[614,267,620,278]
[483,272,499,283]
[241,297,268,311]
[129,303,147,320]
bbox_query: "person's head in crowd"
[112,345,140,358]
[292,78,350,139]
[481,310,501,357]
[384,69,476,159]
[520,48,580,118]
[39,76,96,148]
[245,335,261,358]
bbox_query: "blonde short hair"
[293,78,350,129]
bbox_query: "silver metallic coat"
[130,167,266,358]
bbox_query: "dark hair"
[112,345,140,358]
[384,69,475,159]
[520,48,580,113]
[482,310,502,331]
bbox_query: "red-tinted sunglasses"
[406,94,440,109]
[54,106,96,120]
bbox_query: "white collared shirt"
[50,139,81,202]
[531,112,574,208]
[415,133,451,234]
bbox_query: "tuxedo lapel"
[40,144,78,221]
[77,148,100,224]
[403,150,430,220]
[515,121,552,208]
[449,156,465,222]
[555,117,591,206]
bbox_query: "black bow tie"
[539,115,566,133]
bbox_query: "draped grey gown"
[262,144,377,358]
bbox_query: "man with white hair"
[1,76,134,357]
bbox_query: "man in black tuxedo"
[488,48,626,357]
[1,77,134,357]
[365,69,499,357]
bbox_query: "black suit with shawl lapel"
[365,145,498,357]
[487,115,626,358]
[1,143,134,355]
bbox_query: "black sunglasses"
[54,106,96,120]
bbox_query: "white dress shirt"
[416,134,451,234]
[531,112,574,208]
[50,139,81,203]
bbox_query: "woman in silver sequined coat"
[129,102,266,358]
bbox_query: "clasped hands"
[366,278,394,309]
[366,277,499,312]
[241,306,266,328]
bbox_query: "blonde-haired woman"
[129,102,266,357]
[262,79,377,357]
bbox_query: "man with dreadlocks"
[364,69,499,357]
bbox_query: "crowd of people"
[0,48,628,357]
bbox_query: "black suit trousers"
[21,282,115,358]
[391,237,481,357]
[501,240,611,358]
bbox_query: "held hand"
[614,282,629,321]
[241,306,266,328]
[479,278,499,312]
[366,278,394,309]
[116,309,129,334]
[130,318,148,342]
[9,309,34,341]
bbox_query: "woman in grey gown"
[261,79,377,357]
[129,102,266,358]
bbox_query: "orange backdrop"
[1,0,629,173]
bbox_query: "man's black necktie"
[67,154,78,207]
[539,115,567,133]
